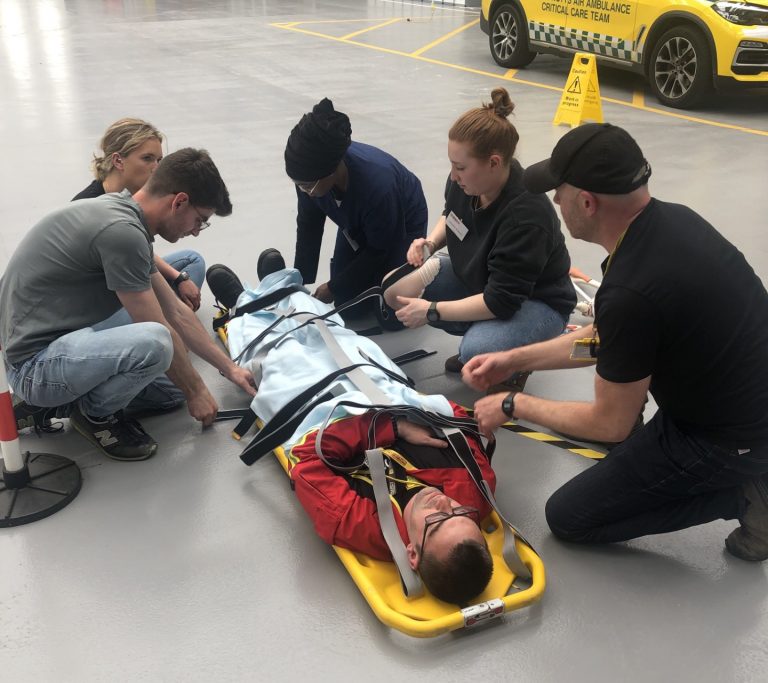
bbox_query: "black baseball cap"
[523,123,652,195]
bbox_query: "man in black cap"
[284,98,428,305]
[463,123,768,562]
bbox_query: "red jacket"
[288,402,495,560]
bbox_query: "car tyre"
[489,3,535,69]
[648,26,712,109]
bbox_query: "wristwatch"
[501,391,518,419]
[172,271,190,288]
[426,301,441,323]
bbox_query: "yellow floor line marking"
[504,68,518,79]
[272,23,768,137]
[633,89,645,107]
[410,18,480,57]
[270,18,397,26]
[341,17,402,41]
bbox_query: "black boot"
[257,248,286,280]
[206,264,245,310]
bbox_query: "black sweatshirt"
[443,161,576,319]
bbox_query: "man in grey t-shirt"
[0,148,256,460]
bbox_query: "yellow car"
[481,0,768,108]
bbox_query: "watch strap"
[502,391,518,419]
[172,271,190,288]
[427,300,440,322]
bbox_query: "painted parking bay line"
[271,21,768,138]
[410,18,480,57]
[341,17,403,41]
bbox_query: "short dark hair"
[146,147,233,216]
[418,539,494,605]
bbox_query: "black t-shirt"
[443,161,576,319]
[595,198,768,447]
[71,179,105,201]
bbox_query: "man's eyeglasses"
[293,178,322,195]
[191,205,211,231]
[420,505,479,552]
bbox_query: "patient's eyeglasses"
[293,178,322,195]
[191,204,211,231]
[420,505,479,551]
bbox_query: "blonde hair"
[92,118,164,182]
[448,88,518,166]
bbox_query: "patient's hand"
[396,419,448,449]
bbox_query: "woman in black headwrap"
[285,98,427,305]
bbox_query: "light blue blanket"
[226,269,452,448]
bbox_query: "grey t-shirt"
[0,191,157,365]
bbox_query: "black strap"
[213,285,306,330]
[240,365,412,466]
[390,349,437,366]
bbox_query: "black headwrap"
[284,98,352,182]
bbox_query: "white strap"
[442,428,532,585]
[313,320,424,598]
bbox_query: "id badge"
[570,337,599,361]
[445,211,468,241]
[342,228,360,252]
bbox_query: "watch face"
[427,302,439,323]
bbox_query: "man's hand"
[397,419,448,448]
[406,238,432,267]
[176,279,202,311]
[395,296,430,328]
[473,393,510,438]
[187,387,219,427]
[224,365,257,397]
[462,351,515,391]
[313,282,334,303]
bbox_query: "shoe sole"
[725,529,768,562]
[257,249,286,279]
[70,418,157,462]
[205,264,244,309]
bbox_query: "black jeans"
[545,410,768,544]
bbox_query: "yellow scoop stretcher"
[216,311,545,637]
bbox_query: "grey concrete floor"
[1,0,767,680]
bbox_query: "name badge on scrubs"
[445,211,468,241]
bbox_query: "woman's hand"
[406,238,434,267]
[395,296,431,328]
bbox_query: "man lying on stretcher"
[208,253,496,605]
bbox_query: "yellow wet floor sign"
[553,53,604,128]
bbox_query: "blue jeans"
[545,410,768,544]
[87,250,204,412]
[5,250,202,416]
[7,323,174,418]
[422,255,568,362]
[97,249,205,329]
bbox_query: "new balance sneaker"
[206,263,244,310]
[725,475,768,561]
[257,248,286,280]
[69,405,158,461]
[12,397,62,436]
